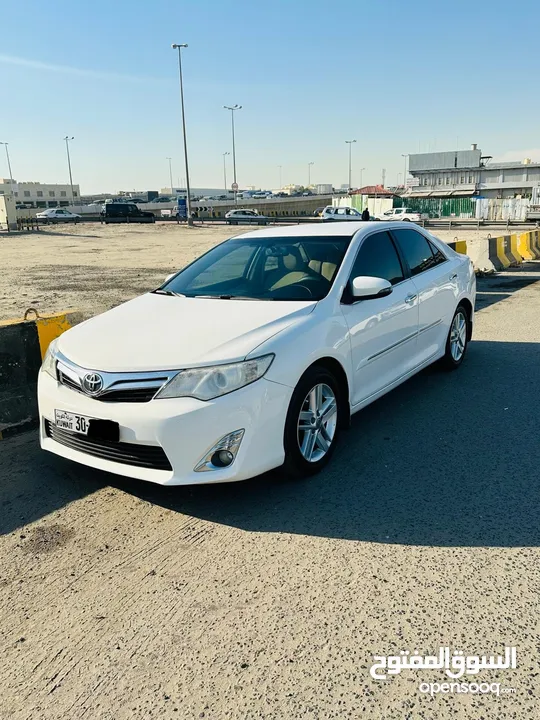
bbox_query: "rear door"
[341,230,420,406]
[391,227,458,364]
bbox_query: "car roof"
[235,220,431,240]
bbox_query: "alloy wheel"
[450,311,467,362]
[297,383,338,462]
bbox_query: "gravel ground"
[0,241,539,716]
[0,221,505,322]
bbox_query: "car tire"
[403,218,411,222]
[282,365,342,479]
[440,304,470,371]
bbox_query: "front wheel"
[282,366,342,478]
[441,304,470,370]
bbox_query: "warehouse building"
[406,145,540,199]
[0,179,80,208]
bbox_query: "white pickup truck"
[377,207,428,223]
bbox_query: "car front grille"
[44,420,172,471]
[56,360,176,403]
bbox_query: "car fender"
[247,305,354,403]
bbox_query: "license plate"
[54,409,91,435]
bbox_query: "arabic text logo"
[370,646,517,681]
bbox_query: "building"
[0,179,80,208]
[315,184,333,195]
[407,145,540,199]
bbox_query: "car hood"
[58,293,316,372]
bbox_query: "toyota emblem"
[82,372,104,395]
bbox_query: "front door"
[391,228,458,364]
[340,230,420,407]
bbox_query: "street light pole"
[308,162,314,187]
[63,136,75,207]
[222,151,230,194]
[359,167,365,189]
[0,142,14,196]
[166,157,174,194]
[224,105,242,204]
[345,140,356,190]
[402,153,409,189]
[172,43,193,226]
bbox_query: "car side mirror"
[351,276,392,300]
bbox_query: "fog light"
[194,429,245,472]
[211,450,234,467]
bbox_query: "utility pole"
[402,153,409,189]
[64,136,75,206]
[223,151,230,194]
[224,105,242,204]
[381,168,386,188]
[308,162,314,187]
[166,157,174,193]
[0,142,14,196]
[172,43,193,225]
[345,140,356,190]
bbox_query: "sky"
[2,0,540,195]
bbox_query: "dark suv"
[101,203,155,224]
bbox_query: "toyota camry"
[38,222,476,485]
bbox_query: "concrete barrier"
[447,229,540,273]
[0,310,83,439]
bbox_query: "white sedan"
[225,209,270,225]
[36,208,81,223]
[38,222,475,486]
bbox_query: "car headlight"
[41,338,59,379]
[156,354,274,401]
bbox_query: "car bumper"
[38,371,292,486]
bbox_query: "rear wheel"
[283,366,342,478]
[441,304,470,370]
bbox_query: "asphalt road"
[1,265,539,719]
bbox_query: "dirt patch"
[21,523,75,555]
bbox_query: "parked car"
[154,197,172,203]
[225,209,270,225]
[39,221,475,487]
[101,203,155,224]
[321,206,363,221]
[36,208,81,224]
[377,208,428,223]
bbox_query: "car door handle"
[405,293,417,304]
[449,273,458,280]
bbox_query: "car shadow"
[103,338,540,548]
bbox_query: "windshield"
[161,236,352,301]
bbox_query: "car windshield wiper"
[152,289,186,297]
[190,294,275,301]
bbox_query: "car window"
[189,244,257,289]
[349,231,404,286]
[428,239,447,266]
[163,236,351,301]
[392,228,439,276]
